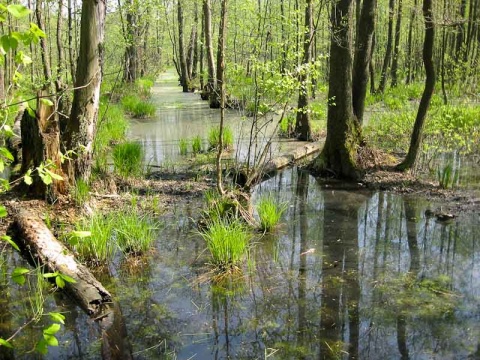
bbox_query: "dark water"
[2,72,480,359]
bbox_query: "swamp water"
[1,72,480,359]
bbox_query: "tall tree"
[390,0,402,87]
[295,0,313,141]
[377,0,395,93]
[123,0,138,82]
[311,0,362,179]
[63,0,107,181]
[177,0,189,92]
[352,0,377,123]
[396,0,435,171]
[202,0,216,100]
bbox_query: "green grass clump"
[208,126,233,150]
[72,179,90,206]
[192,135,203,154]
[256,195,287,232]
[121,95,156,118]
[201,217,251,269]
[437,163,459,189]
[113,141,144,177]
[179,138,189,155]
[114,209,158,255]
[70,208,158,263]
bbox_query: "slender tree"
[396,0,435,171]
[177,0,189,92]
[202,0,216,100]
[390,0,402,87]
[377,0,395,93]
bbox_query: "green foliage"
[192,135,203,154]
[279,113,295,138]
[121,95,156,118]
[208,126,233,150]
[178,138,189,155]
[113,141,144,177]
[200,217,251,269]
[437,163,458,189]
[71,179,90,206]
[256,195,287,232]
[69,208,158,262]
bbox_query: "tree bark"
[124,0,138,83]
[63,0,106,182]
[211,0,228,109]
[202,0,216,100]
[295,0,313,141]
[177,0,189,92]
[390,0,402,87]
[377,0,395,93]
[405,0,417,84]
[396,0,435,171]
[12,209,112,315]
[352,0,376,123]
[311,0,361,179]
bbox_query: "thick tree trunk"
[202,0,216,100]
[295,0,313,141]
[377,0,395,93]
[177,0,190,92]
[352,0,376,123]
[396,0,435,171]
[63,0,106,182]
[12,209,112,315]
[311,0,361,179]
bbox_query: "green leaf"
[0,338,13,348]
[59,273,76,284]
[0,205,7,218]
[45,169,63,181]
[70,230,91,238]
[43,334,58,347]
[1,35,18,52]
[36,339,48,354]
[43,323,61,336]
[1,235,20,251]
[49,312,65,324]
[2,125,14,138]
[7,4,31,19]
[24,171,33,185]
[55,275,65,288]
[15,51,32,65]
[39,172,52,185]
[11,267,29,285]
[43,272,58,279]
[0,147,14,161]
[26,106,35,117]
[40,98,53,106]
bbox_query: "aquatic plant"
[200,217,251,269]
[192,135,203,154]
[113,209,158,255]
[121,95,156,118]
[112,141,144,177]
[256,194,287,232]
[178,138,189,155]
[208,126,233,150]
[437,163,458,189]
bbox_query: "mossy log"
[235,141,322,190]
[12,209,112,316]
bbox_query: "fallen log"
[234,141,323,190]
[11,208,112,316]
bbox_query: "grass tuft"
[113,141,144,178]
[121,95,156,118]
[71,178,90,206]
[208,126,233,150]
[179,138,189,155]
[192,135,203,154]
[256,194,287,232]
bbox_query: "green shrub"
[113,141,144,177]
[192,135,203,154]
[179,138,189,155]
[200,217,251,269]
[208,126,233,150]
[256,195,287,232]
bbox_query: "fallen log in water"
[12,208,112,316]
[234,141,323,190]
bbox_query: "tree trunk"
[215,0,228,194]
[352,0,376,123]
[202,0,216,100]
[12,209,112,315]
[67,0,76,83]
[63,0,106,182]
[295,0,313,141]
[311,0,361,179]
[396,0,435,171]
[405,0,417,84]
[177,0,189,92]
[455,0,467,60]
[390,0,402,87]
[124,0,138,83]
[35,0,52,87]
[377,0,395,93]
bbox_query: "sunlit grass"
[179,138,189,155]
[71,178,90,206]
[208,126,233,150]
[192,135,203,154]
[256,194,287,232]
[112,141,144,177]
[121,95,156,118]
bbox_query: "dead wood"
[11,208,112,316]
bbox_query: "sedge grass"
[179,138,189,155]
[200,217,251,269]
[113,141,144,177]
[256,195,287,232]
[121,95,156,118]
[71,178,90,206]
[208,126,233,150]
[113,209,158,255]
[192,135,203,154]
